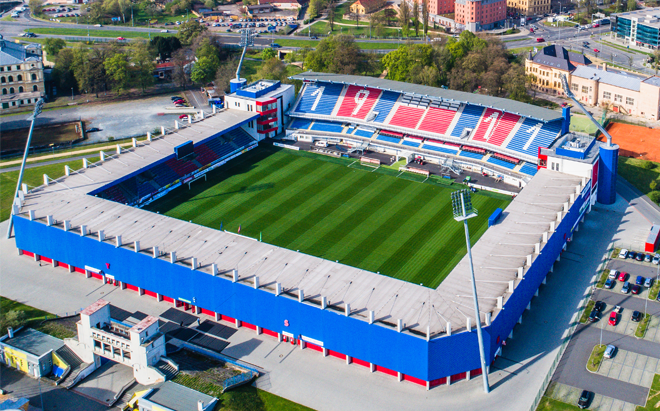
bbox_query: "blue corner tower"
[597,143,619,205]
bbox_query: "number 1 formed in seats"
[311,86,325,111]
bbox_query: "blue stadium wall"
[12,180,588,385]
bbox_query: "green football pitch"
[145,145,511,288]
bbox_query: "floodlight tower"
[6,98,44,239]
[231,29,255,93]
[451,189,490,394]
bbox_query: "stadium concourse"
[10,77,602,390]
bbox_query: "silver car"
[604,344,616,359]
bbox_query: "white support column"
[299,340,306,350]
[116,235,122,247]
[213,105,217,114]
[191,257,197,270]
[46,215,54,226]
[518,267,524,279]
[17,249,23,256]
[550,221,556,232]
[80,225,87,236]
[132,138,137,148]
[535,288,539,296]
[212,263,218,276]
[161,126,165,136]
[134,240,140,252]
[100,151,106,162]
[446,322,452,336]
[68,264,74,273]
[275,283,281,296]
[138,287,145,296]
[256,326,262,335]
[116,144,122,155]
[346,356,352,365]
[543,275,547,284]
[321,296,327,309]
[83,158,89,168]
[28,210,35,221]
[63,220,71,231]
[426,326,430,341]
[52,259,58,268]
[466,317,471,332]
[157,293,163,302]
[508,280,514,293]
[543,232,548,243]
[65,165,71,176]
[368,310,374,324]
[200,110,205,119]
[235,319,242,328]
[147,131,152,141]
[34,253,40,262]
[486,312,491,326]
[370,363,376,373]
[447,375,451,386]
[22,183,28,193]
[232,269,238,282]
[527,302,531,310]
[323,348,328,357]
[43,174,49,186]
[397,319,403,332]
[345,303,350,316]
[172,298,177,307]
[426,381,430,391]
[497,296,503,309]
[526,254,533,266]
[188,115,192,124]
[153,246,159,258]
[254,276,259,289]
[398,372,403,382]
[466,370,471,380]
[98,230,105,242]
[175,120,180,129]
[170,251,176,263]
[535,243,540,254]
[518,315,523,324]
[215,312,221,321]
[84,269,91,279]
[298,289,304,302]
[277,333,282,342]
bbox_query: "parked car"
[85,127,101,133]
[609,269,618,279]
[604,344,616,358]
[636,275,645,285]
[536,37,545,42]
[618,272,628,282]
[588,309,600,322]
[631,310,642,322]
[160,29,169,33]
[629,251,637,260]
[170,96,181,101]
[595,301,605,312]
[117,37,126,40]
[619,249,629,259]
[608,312,618,326]
[270,43,282,48]
[644,253,652,263]
[631,284,641,294]
[604,278,615,289]
[179,114,189,120]
[621,281,630,293]
[653,254,660,265]
[636,252,644,261]
[644,277,653,288]
[593,23,600,27]
[577,390,591,409]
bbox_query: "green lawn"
[277,38,402,50]
[637,374,660,411]
[0,297,76,339]
[0,157,99,222]
[618,157,660,198]
[307,21,403,39]
[587,344,606,372]
[570,114,599,135]
[145,145,509,288]
[579,300,595,323]
[537,396,585,411]
[26,27,173,39]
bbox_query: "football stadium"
[10,73,615,389]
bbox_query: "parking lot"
[604,255,659,301]
[596,349,659,388]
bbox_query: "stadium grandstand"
[10,75,608,391]
[287,73,571,181]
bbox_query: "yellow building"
[525,45,591,94]
[350,0,385,15]
[0,328,66,379]
[507,0,551,17]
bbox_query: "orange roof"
[130,315,158,333]
[81,299,109,316]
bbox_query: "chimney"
[602,62,607,72]
[7,327,14,338]
[198,400,205,411]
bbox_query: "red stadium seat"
[471,109,520,147]
[336,86,382,120]
[418,107,457,135]
[388,106,425,129]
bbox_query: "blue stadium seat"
[372,91,400,123]
[311,121,343,133]
[458,151,484,160]
[376,135,401,144]
[354,129,374,138]
[505,119,562,157]
[422,145,458,155]
[290,118,313,130]
[402,140,421,148]
[519,162,538,176]
[451,105,485,138]
[486,157,516,170]
[295,83,344,115]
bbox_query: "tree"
[382,44,433,81]
[399,0,411,37]
[191,57,220,83]
[204,0,215,9]
[262,47,277,60]
[369,12,383,37]
[383,8,397,26]
[328,4,336,31]
[87,2,105,23]
[0,311,26,332]
[614,0,621,12]
[104,53,130,93]
[298,45,313,69]
[172,48,194,88]
[256,57,287,81]
[177,21,208,45]
[150,36,182,60]
[118,0,131,23]
[130,41,155,91]
[650,180,659,191]
[352,10,361,27]
[653,49,660,75]
[309,0,323,18]
[53,48,77,92]
[412,0,420,37]
[28,0,43,15]
[215,58,239,92]
[502,64,531,102]
[306,35,375,74]
[44,38,66,58]
[422,0,430,36]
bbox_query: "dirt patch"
[0,122,85,156]
[170,348,241,382]
[601,122,660,162]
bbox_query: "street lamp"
[71,87,74,101]
[6,98,44,239]
[451,189,490,394]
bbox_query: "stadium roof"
[18,111,585,338]
[290,72,564,122]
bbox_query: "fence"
[64,36,130,43]
[527,245,613,411]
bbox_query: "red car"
[608,311,618,326]
[117,37,126,40]
[179,114,189,119]
[593,48,600,53]
[536,37,545,42]
[618,272,628,282]
[631,284,641,295]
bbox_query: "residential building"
[428,0,455,16]
[269,0,306,9]
[454,0,507,31]
[224,79,295,140]
[247,3,274,14]
[506,0,550,17]
[0,37,45,113]
[350,0,385,14]
[569,64,660,120]
[127,381,218,411]
[67,299,169,385]
[611,8,660,49]
[525,45,591,94]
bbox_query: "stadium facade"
[11,76,612,389]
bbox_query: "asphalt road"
[552,323,656,405]
[0,154,99,173]
[593,288,660,316]
[617,176,660,225]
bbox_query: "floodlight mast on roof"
[451,189,490,394]
[7,98,44,239]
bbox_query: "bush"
[640,160,657,170]
[651,180,659,191]
[648,191,660,204]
